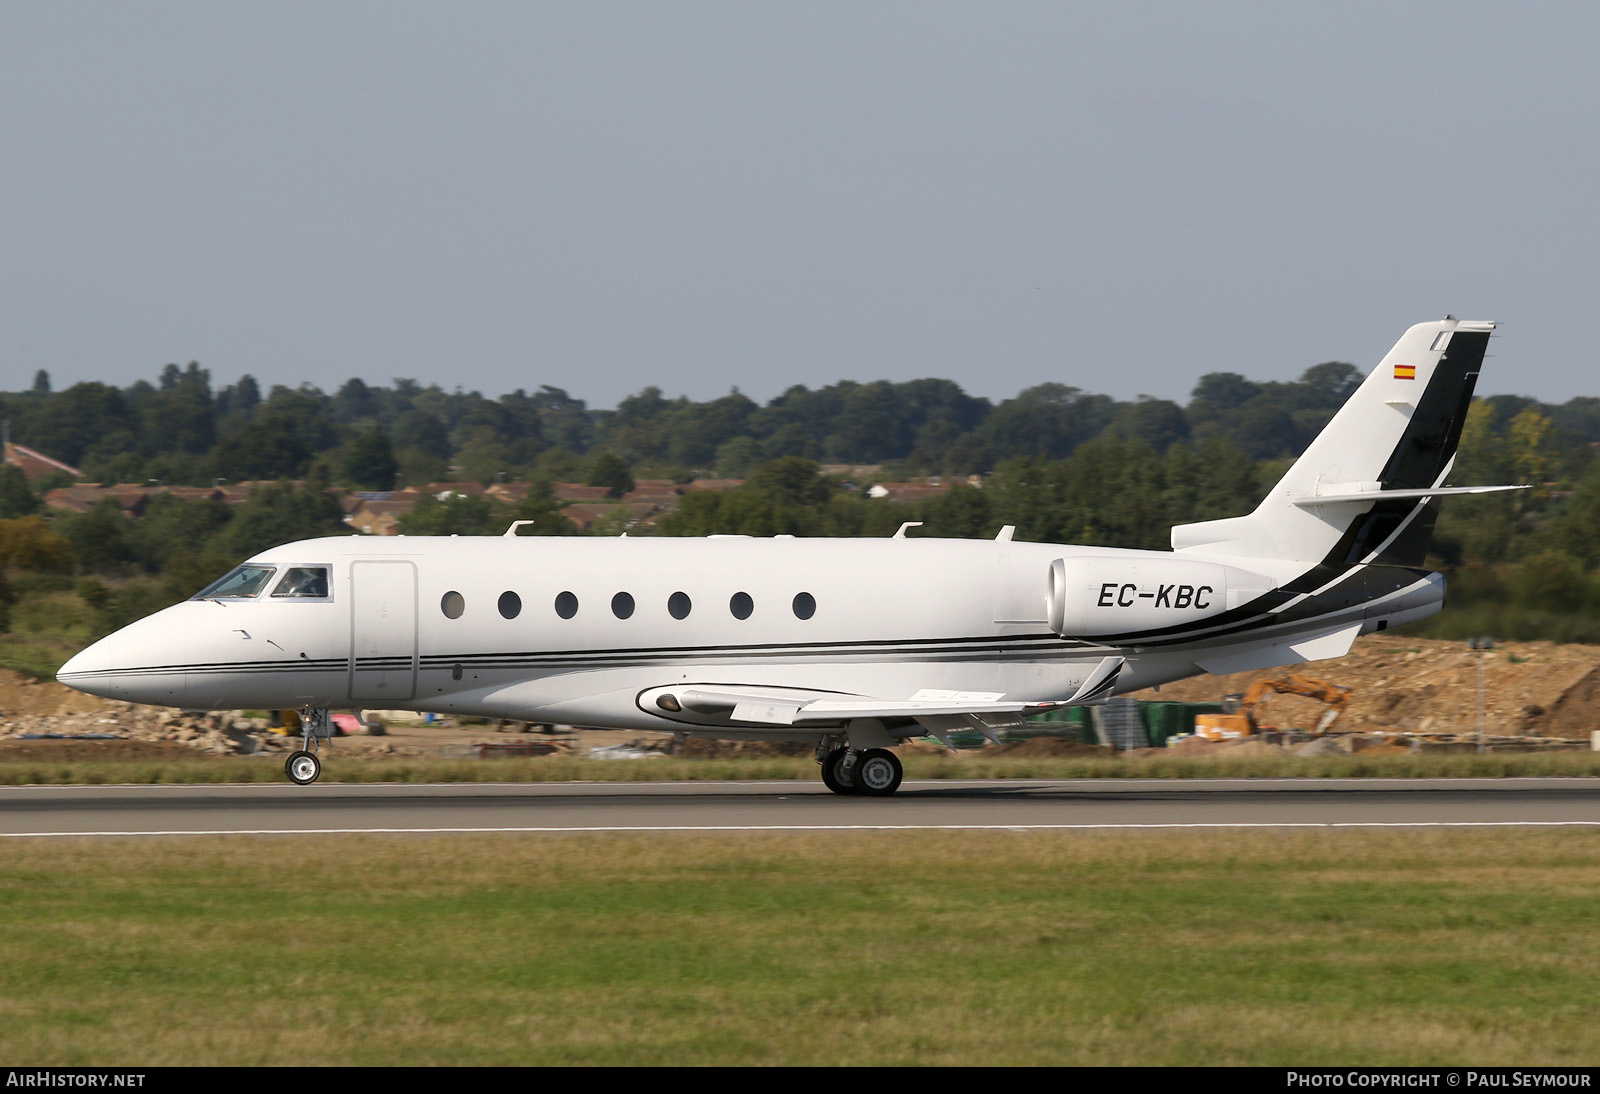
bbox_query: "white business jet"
[59,318,1519,793]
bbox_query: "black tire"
[820,747,857,795]
[854,748,902,796]
[285,750,321,786]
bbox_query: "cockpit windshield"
[192,565,277,600]
[270,566,330,599]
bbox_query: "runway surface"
[3,777,1599,836]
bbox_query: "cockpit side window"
[193,565,278,600]
[270,566,332,600]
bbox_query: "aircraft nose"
[56,621,188,706]
[57,636,112,694]
[57,640,104,680]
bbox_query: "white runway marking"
[8,820,1600,838]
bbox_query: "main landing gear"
[817,738,904,796]
[285,708,332,785]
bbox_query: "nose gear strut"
[285,708,333,785]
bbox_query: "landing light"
[656,693,682,712]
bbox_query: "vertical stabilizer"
[1171,318,1494,566]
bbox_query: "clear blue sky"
[3,2,1594,408]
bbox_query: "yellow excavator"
[1194,675,1352,740]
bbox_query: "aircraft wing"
[677,688,1053,726]
[649,655,1125,728]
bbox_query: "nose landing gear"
[285,750,320,785]
[285,708,332,785]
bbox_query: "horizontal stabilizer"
[1291,484,1528,507]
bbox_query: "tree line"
[3,360,1600,644]
[25,357,1598,490]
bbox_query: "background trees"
[3,353,1599,643]
[12,353,1582,497]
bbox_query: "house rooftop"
[5,441,82,481]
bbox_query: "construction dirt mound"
[1129,634,1600,739]
[0,669,116,718]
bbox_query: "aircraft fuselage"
[58,532,1441,738]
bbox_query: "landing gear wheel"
[820,747,858,795]
[285,750,321,786]
[854,748,903,796]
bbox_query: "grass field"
[4,748,1600,785]
[0,586,99,680]
[3,828,1599,1066]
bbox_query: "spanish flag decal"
[1393,364,1417,380]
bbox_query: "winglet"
[1065,656,1125,706]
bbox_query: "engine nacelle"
[1046,556,1276,637]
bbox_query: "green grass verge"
[2,829,1598,1065]
[4,749,1600,785]
[0,633,80,680]
[0,587,99,679]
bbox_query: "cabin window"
[441,591,465,619]
[555,591,579,619]
[668,592,691,619]
[270,566,330,599]
[612,592,635,619]
[192,565,277,600]
[730,591,754,620]
[499,591,522,619]
[792,592,816,620]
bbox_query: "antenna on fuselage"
[893,522,923,539]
